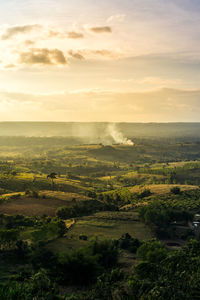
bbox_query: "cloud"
[91,50,117,58]
[1,25,84,42]
[67,31,84,39]
[68,50,85,60]
[1,24,42,40]
[48,30,62,38]
[48,30,84,39]
[19,48,67,66]
[69,49,119,60]
[107,14,126,23]
[89,26,112,33]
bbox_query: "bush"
[138,189,152,198]
[137,240,168,263]
[88,239,119,268]
[171,186,181,194]
[58,250,101,285]
[0,269,59,299]
[32,190,39,198]
[84,269,125,300]
[0,229,20,250]
[118,233,141,253]
[79,234,88,241]
[56,200,117,219]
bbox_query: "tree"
[118,233,141,253]
[129,240,200,300]
[47,172,57,185]
[137,240,167,263]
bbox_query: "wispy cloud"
[68,49,120,60]
[68,50,85,60]
[48,30,84,39]
[91,49,117,58]
[1,24,42,40]
[1,24,85,44]
[89,26,112,33]
[67,31,84,39]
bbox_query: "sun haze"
[0,0,200,122]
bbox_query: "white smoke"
[107,123,134,146]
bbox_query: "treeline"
[56,199,118,219]
[0,214,38,228]
[139,205,193,226]
[97,188,152,207]
[0,136,83,147]
[138,162,200,185]
[0,214,66,248]
[55,189,146,219]
[139,204,194,238]
[145,189,200,211]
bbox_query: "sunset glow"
[0,0,200,121]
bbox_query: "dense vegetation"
[0,131,200,298]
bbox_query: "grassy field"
[0,191,91,216]
[40,190,89,202]
[0,183,197,217]
[47,211,153,253]
[129,184,199,195]
[0,172,90,194]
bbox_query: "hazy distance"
[1,122,200,142]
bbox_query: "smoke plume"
[106,124,134,145]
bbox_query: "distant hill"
[0,122,200,141]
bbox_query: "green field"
[47,211,153,253]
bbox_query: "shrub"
[58,251,101,285]
[137,240,168,263]
[0,229,20,250]
[171,186,181,194]
[32,190,39,198]
[138,189,152,198]
[118,233,141,253]
[88,239,119,268]
[79,234,88,241]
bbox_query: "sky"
[0,0,200,121]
